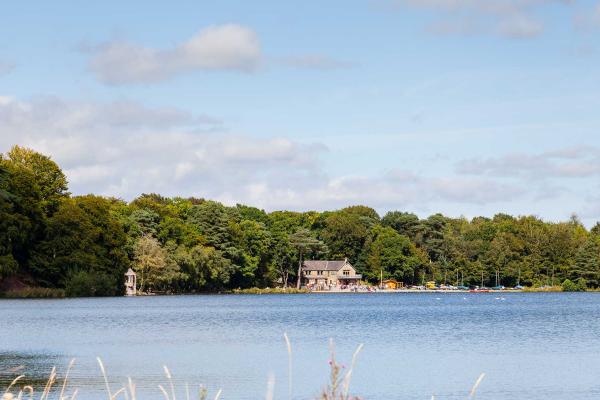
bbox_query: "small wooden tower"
[124,268,137,296]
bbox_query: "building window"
[317,270,323,275]
[343,270,350,276]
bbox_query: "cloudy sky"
[1,1,600,225]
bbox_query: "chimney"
[344,257,348,264]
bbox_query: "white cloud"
[0,95,325,201]
[456,146,600,179]
[1,95,597,225]
[388,0,573,38]
[88,24,262,84]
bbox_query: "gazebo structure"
[124,268,137,296]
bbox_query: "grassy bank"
[522,286,563,292]
[231,287,309,294]
[0,287,66,299]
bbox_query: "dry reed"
[2,336,486,400]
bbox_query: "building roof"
[302,260,351,271]
[125,268,136,276]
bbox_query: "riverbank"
[311,288,525,293]
[231,287,309,294]
[0,287,66,298]
[4,285,600,298]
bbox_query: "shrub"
[576,277,588,291]
[65,271,118,297]
[562,278,587,292]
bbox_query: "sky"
[1,0,600,225]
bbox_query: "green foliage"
[29,196,129,289]
[187,245,234,290]
[591,223,600,237]
[321,209,369,262]
[364,226,424,282]
[2,145,600,296]
[6,145,69,215]
[289,228,327,288]
[382,211,420,239]
[562,278,588,292]
[65,270,118,297]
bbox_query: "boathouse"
[382,279,402,290]
[301,258,362,289]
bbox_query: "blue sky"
[1,0,600,225]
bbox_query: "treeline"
[1,145,600,296]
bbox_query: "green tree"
[187,245,234,290]
[0,163,19,279]
[188,201,239,251]
[381,211,420,240]
[0,157,45,275]
[133,235,167,292]
[562,278,587,292]
[5,145,69,215]
[321,208,371,262]
[591,223,600,237]
[289,228,327,288]
[29,196,129,290]
[572,237,600,287]
[270,232,295,288]
[365,226,424,284]
[235,220,272,288]
[128,208,161,236]
[65,270,118,297]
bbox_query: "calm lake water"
[2,293,600,399]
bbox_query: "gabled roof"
[302,260,351,271]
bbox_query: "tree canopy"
[1,146,599,295]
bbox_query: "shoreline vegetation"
[2,284,598,299]
[1,145,600,299]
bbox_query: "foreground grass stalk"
[2,342,486,400]
[283,333,292,400]
[469,373,486,398]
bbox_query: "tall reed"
[2,336,485,400]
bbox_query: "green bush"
[576,277,588,291]
[65,271,118,297]
[562,278,587,292]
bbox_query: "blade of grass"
[2,375,25,397]
[283,333,292,400]
[342,343,364,399]
[59,359,76,400]
[468,373,486,398]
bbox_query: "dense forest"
[1,145,599,296]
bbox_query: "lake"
[2,293,600,399]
